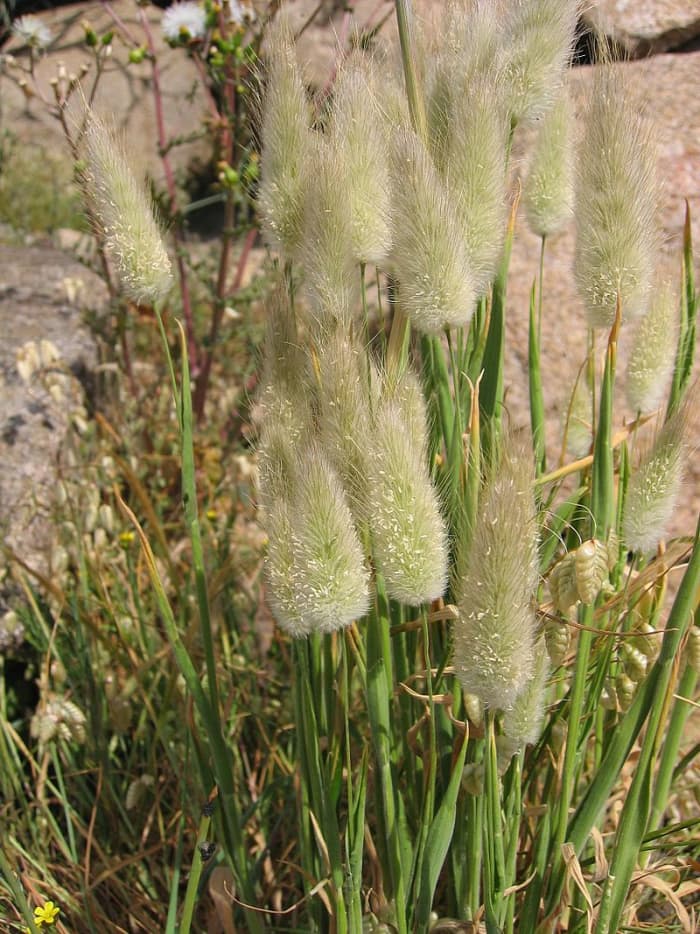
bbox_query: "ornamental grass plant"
[1,1,699,932]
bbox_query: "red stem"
[138,6,199,374]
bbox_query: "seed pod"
[600,680,618,711]
[685,627,700,675]
[573,539,609,605]
[616,672,636,711]
[620,643,648,683]
[549,552,578,615]
[463,692,484,729]
[545,617,570,667]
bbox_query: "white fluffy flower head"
[12,15,52,49]
[161,2,207,42]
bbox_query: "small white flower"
[161,2,207,43]
[227,0,246,25]
[12,15,52,50]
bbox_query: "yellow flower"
[34,901,60,925]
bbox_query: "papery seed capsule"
[616,673,636,711]
[545,617,570,666]
[549,552,578,615]
[600,680,618,711]
[574,539,609,605]
[620,643,648,683]
[463,692,484,728]
[685,627,700,675]
[630,621,659,661]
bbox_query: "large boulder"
[583,0,700,57]
[0,245,107,587]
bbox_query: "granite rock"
[0,245,107,584]
[584,0,700,57]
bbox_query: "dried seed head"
[368,391,448,605]
[626,282,678,414]
[300,137,358,329]
[257,16,313,258]
[446,76,509,297]
[453,441,539,710]
[83,112,173,304]
[622,407,688,554]
[499,0,578,125]
[544,617,570,667]
[390,129,476,333]
[329,56,392,265]
[524,89,575,237]
[574,69,659,328]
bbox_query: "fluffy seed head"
[453,441,539,710]
[499,636,549,762]
[264,497,308,636]
[316,330,374,516]
[524,89,575,237]
[368,392,448,605]
[83,113,173,304]
[622,409,688,554]
[426,0,501,166]
[329,57,392,265]
[625,282,678,414]
[257,17,313,258]
[390,129,476,333]
[499,0,578,125]
[446,76,509,297]
[287,447,370,633]
[300,138,357,329]
[574,69,659,328]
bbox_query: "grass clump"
[1,2,699,932]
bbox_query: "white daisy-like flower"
[226,0,255,25]
[161,2,207,43]
[12,15,52,50]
